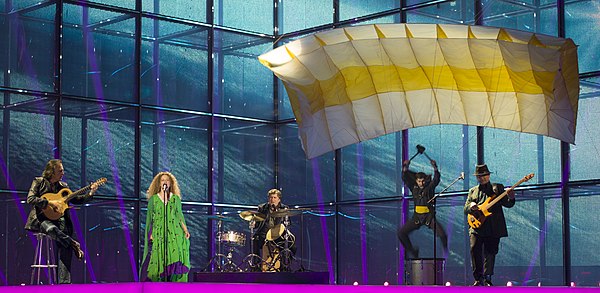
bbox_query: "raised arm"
[402,160,417,188]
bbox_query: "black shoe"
[484,275,493,286]
[472,280,484,286]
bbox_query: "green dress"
[142,194,190,282]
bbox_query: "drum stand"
[240,219,263,272]
[203,218,242,272]
[263,216,296,272]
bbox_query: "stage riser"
[193,272,329,284]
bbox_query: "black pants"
[40,220,75,284]
[397,216,448,256]
[469,234,500,280]
[253,234,297,257]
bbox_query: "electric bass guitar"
[467,173,534,229]
[39,178,107,221]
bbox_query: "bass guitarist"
[24,159,98,284]
[464,164,515,286]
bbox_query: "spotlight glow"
[445,281,451,286]
[353,281,358,286]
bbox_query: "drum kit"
[204,208,308,273]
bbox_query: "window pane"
[214,29,274,120]
[345,13,400,25]
[436,194,470,285]
[337,202,401,284]
[5,194,40,284]
[301,206,336,277]
[214,118,275,205]
[341,133,401,201]
[571,77,600,181]
[566,0,600,73]
[484,128,545,186]
[280,0,332,34]
[80,200,138,283]
[278,80,295,120]
[409,125,474,192]
[482,0,535,31]
[62,4,136,102]
[406,0,474,24]
[141,18,209,112]
[215,0,272,34]
[481,0,557,34]
[140,110,209,202]
[570,186,600,286]
[7,96,56,190]
[61,99,137,197]
[142,0,207,22]
[339,0,399,21]
[539,5,558,36]
[278,123,336,205]
[84,0,135,10]
[4,4,55,92]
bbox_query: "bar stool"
[30,233,57,285]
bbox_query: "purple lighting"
[356,143,368,284]
[80,6,138,281]
[311,158,334,283]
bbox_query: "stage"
[0,282,598,293]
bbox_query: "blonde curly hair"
[146,171,182,199]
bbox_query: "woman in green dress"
[141,172,191,282]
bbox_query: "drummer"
[252,189,296,257]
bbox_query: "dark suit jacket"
[24,177,90,232]
[464,182,515,238]
[255,202,289,237]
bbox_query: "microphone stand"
[427,172,463,285]
[163,185,170,282]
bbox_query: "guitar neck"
[484,177,527,209]
[65,185,90,202]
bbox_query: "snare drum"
[217,231,246,246]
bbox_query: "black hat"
[473,164,492,176]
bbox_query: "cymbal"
[270,208,306,217]
[239,210,265,222]
[206,214,237,222]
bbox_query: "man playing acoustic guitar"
[24,159,99,284]
[464,164,516,286]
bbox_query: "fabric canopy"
[258,24,579,159]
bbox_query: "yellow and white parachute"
[259,24,579,159]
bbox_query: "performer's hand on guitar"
[430,160,437,169]
[507,189,515,199]
[469,202,479,213]
[47,200,60,212]
[89,182,99,196]
[402,160,410,170]
[469,203,483,218]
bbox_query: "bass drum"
[265,223,295,249]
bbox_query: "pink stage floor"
[0,283,598,293]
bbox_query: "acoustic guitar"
[467,173,534,229]
[40,178,107,221]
